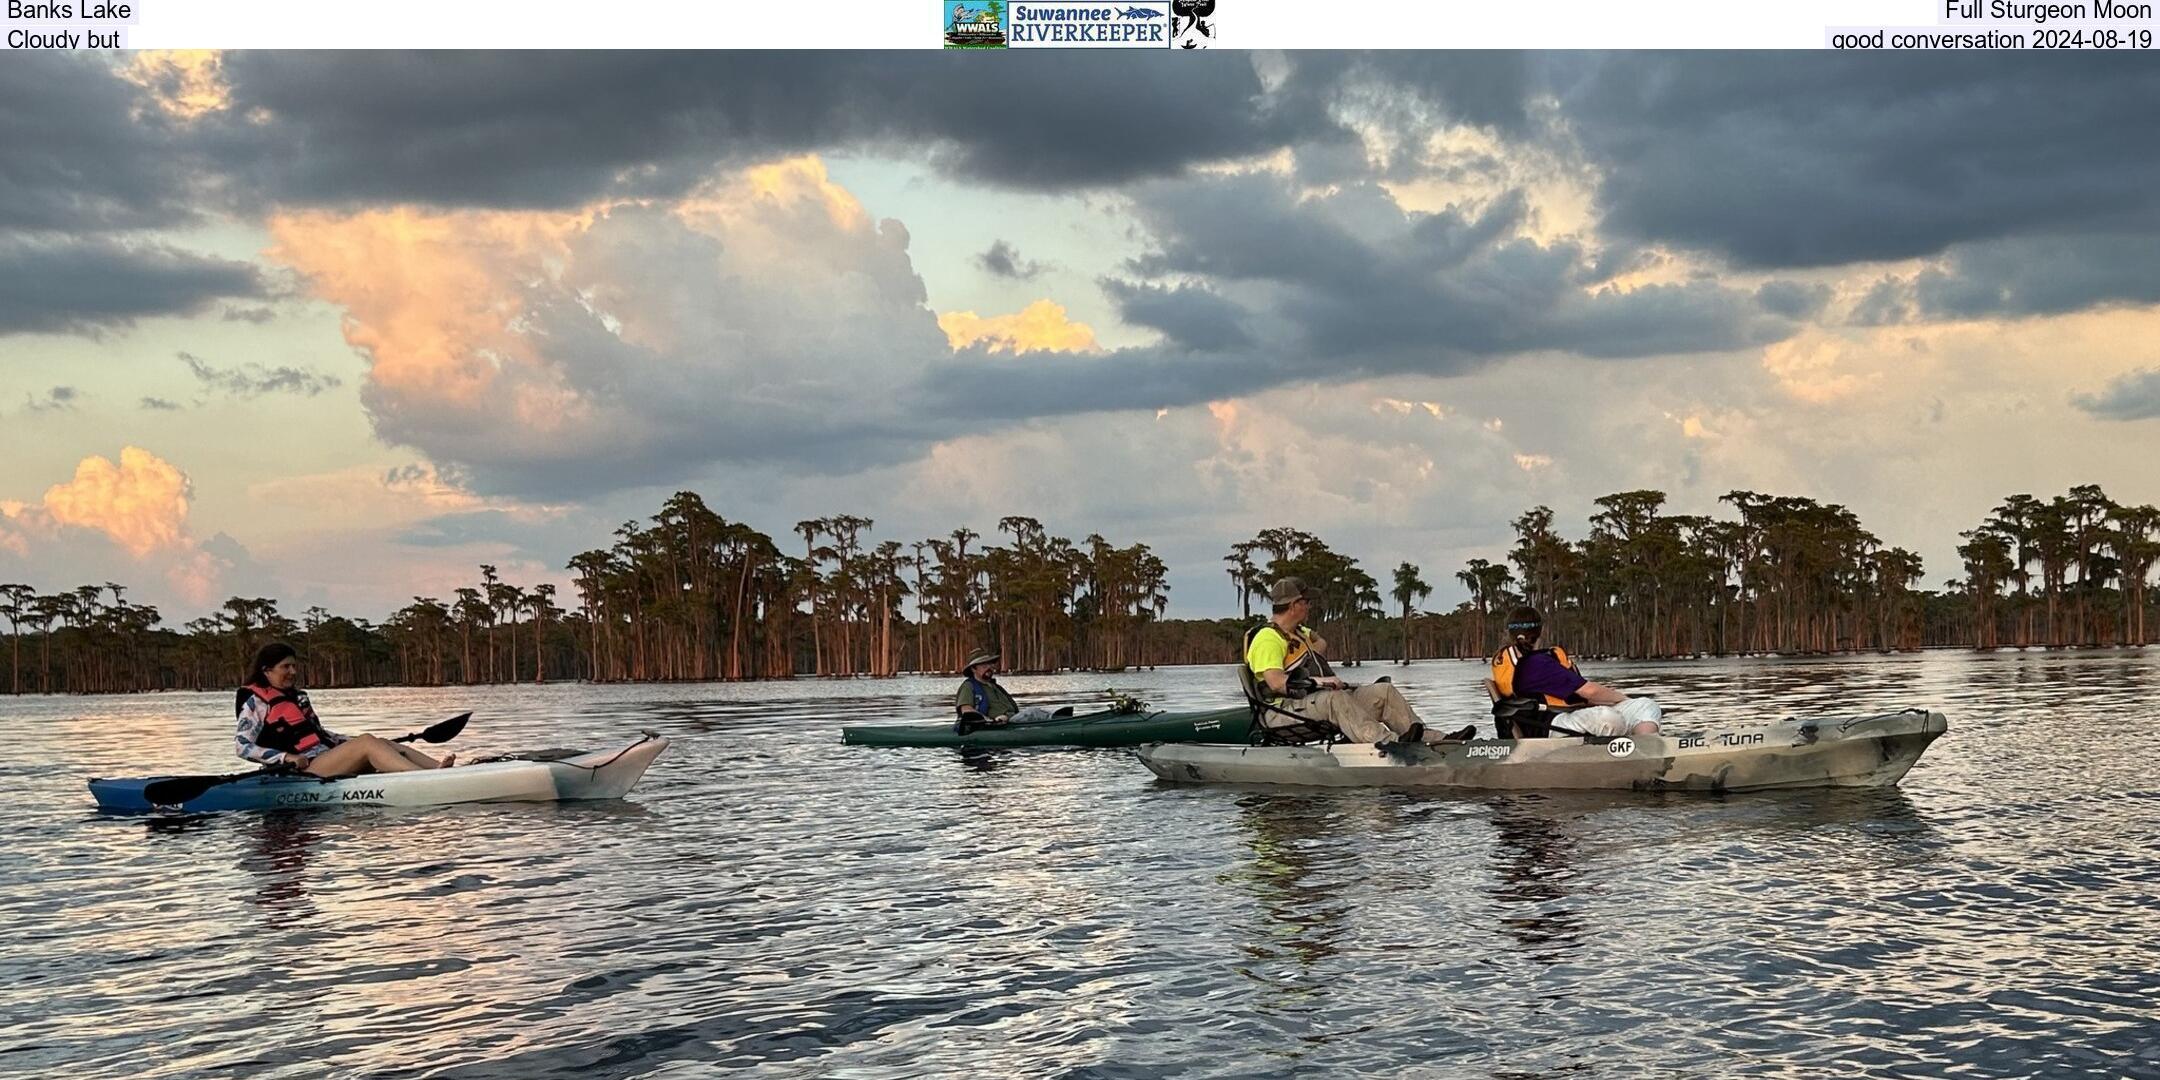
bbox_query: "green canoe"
[842,705,1254,748]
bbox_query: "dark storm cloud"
[1099,279,1252,352]
[927,172,1788,419]
[208,52,1340,207]
[0,237,266,336]
[1912,234,2160,319]
[1121,173,1780,364]
[1561,54,2160,269]
[2072,369,2160,422]
[0,56,204,232]
[1755,280,1832,321]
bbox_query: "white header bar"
[0,0,2153,49]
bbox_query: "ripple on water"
[5,652,2160,1077]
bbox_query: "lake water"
[4,650,2158,1078]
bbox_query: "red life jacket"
[238,684,333,755]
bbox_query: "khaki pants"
[1281,683,1426,743]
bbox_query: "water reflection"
[10,653,2160,1079]
[1224,794,1349,980]
[244,813,321,915]
[956,747,1010,774]
[1485,795,1587,963]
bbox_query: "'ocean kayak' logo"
[1171,0,1215,48]
[944,1,1008,47]
[1010,2,1171,47]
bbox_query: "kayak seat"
[1238,663,1341,747]
[1492,696,1564,739]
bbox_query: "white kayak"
[91,735,670,814]
[1138,710,1946,792]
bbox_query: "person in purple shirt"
[1487,606,1660,737]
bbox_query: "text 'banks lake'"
[6,649,2159,1078]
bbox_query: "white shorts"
[1555,697,1661,736]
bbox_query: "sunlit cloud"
[40,447,193,557]
[266,154,948,495]
[121,50,233,120]
[938,299,1102,355]
[1761,330,1879,405]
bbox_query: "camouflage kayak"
[1137,709,1946,792]
[843,705,1252,748]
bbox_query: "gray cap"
[1268,577,1311,606]
[961,651,1000,673]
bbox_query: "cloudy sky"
[4,51,2159,621]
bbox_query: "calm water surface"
[4,650,2159,1078]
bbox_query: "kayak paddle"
[140,712,474,807]
[395,712,471,744]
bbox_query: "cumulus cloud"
[38,447,194,557]
[267,156,956,496]
[0,448,270,613]
[938,300,1102,355]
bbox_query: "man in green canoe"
[1246,578,1471,745]
[954,651,1054,734]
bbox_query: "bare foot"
[439,753,457,768]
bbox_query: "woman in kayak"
[236,643,454,775]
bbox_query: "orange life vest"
[1489,644,1582,708]
[239,684,333,755]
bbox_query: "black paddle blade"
[395,711,472,745]
[142,770,261,807]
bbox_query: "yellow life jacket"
[1489,644,1581,708]
[1246,623,1327,701]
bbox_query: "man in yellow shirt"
[1244,578,1468,744]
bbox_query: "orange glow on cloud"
[1761,331,1879,405]
[40,447,193,558]
[938,300,1101,355]
[268,207,576,411]
[122,50,232,119]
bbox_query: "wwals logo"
[944,0,1009,47]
